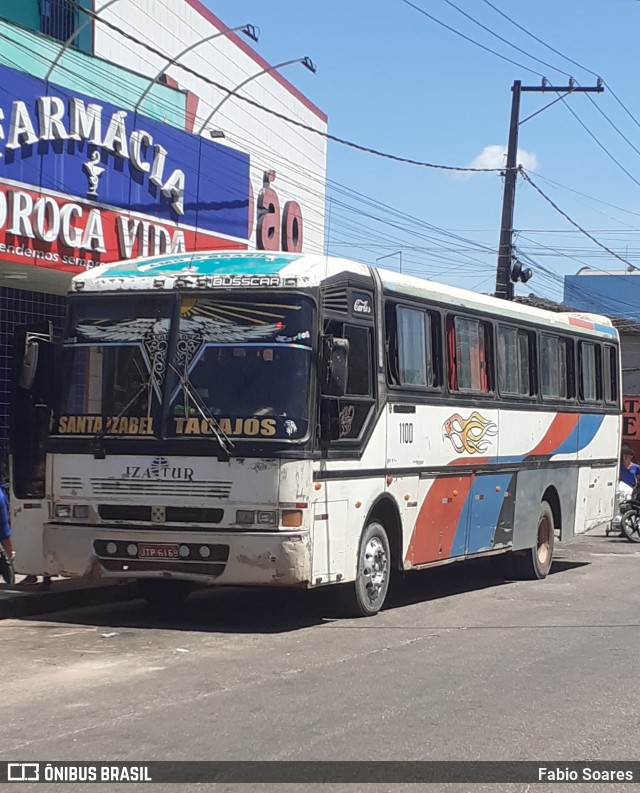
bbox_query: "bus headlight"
[55,504,71,518]
[236,510,255,525]
[73,505,90,519]
[257,511,277,526]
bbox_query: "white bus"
[11,251,621,615]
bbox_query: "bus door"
[10,324,55,576]
[409,471,474,565]
[410,468,514,565]
[465,472,515,554]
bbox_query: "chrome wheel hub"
[362,536,388,605]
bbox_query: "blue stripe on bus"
[554,413,604,457]
[466,474,513,554]
[490,414,605,467]
[594,323,618,337]
[448,413,606,558]
[450,494,472,558]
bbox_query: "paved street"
[2,529,640,792]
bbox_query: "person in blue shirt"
[620,446,640,489]
[0,483,13,562]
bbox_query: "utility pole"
[495,78,604,300]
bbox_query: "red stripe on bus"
[528,413,579,458]
[568,317,594,330]
[407,461,488,566]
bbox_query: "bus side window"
[446,317,457,391]
[448,315,493,394]
[540,335,574,400]
[343,325,371,396]
[323,320,374,441]
[397,306,428,387]
[579,341,602,403]
[387,303,441,390]
[497,325,535,396]
[604,344,619,406]
[385,302,400,386]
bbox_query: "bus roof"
[72,250,617,340]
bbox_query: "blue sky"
[208,0,640,301]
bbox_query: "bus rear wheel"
[512,501,555,580]
[336,521,391,617]
[137,579,194,609]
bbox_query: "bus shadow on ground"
[382,556,588,611]
[23,555,589,635]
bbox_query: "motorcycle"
[609,481,640,543]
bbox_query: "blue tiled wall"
[0,288,65,466]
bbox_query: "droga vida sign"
[0,65,251,271]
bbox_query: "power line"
[440,0,572,79]
[603,81,640,136]
[477,0,598,78]
[557,95,640,191]
[0,27,506,276]
[398,0,545,78]
[64,0,506,174]
[584,92,640,161]
[527,171,640,221]
[520,169,638,271]
[10,5,640,297]
[477,1,640,147]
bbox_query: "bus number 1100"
[399,422,414,444]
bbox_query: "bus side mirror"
[19,339,39,390]
[323,337,349,397]
[19,328,54,391]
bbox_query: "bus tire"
[512,501,555,580]
[621,508,640,543]
[337,521,391,617]
[137,579,193,609]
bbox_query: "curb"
[0,582,139,620]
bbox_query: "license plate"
[138,543,179,559]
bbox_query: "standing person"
[0,481,14,584]
[620,445,640,489]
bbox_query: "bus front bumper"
[43,523,312,587]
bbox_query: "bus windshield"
[53,293,314,444]
[55,294,172,438]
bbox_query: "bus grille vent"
[90,479,232,498]
[60,477,83,492]
[98,505,224,524]
[322,286,350,314]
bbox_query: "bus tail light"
[282,509,303,528]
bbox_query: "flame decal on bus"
[443,411,498,454]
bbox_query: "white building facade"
[94,0,328,255]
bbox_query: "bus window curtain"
[478,323,488,393]
[446,317,457,391]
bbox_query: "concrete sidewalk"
[0,577,138,620]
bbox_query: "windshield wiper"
[93,358,158,459]
[168,363,234,461]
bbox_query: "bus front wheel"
[512,501,555,580]
[337,521,391,617]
